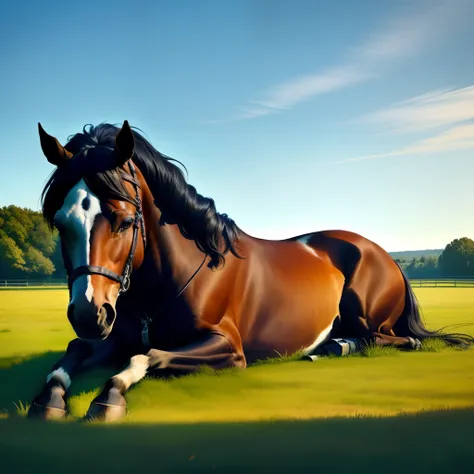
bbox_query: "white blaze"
[56,179,101,304]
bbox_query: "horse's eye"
[118,217,134,233]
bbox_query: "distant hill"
[389,249,443,260]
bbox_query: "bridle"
[67,161,207,301]
[68,161,146,296]
[65,158,208,348]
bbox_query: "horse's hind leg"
[371,332,422,350]
[309,231,424,351]
[336,288,371,339]
[337,288,421,351]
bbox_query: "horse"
[28,121,473,422]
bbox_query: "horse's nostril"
[98,305,106,322]
[99,303,116,328]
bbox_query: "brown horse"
[28,121,473,422]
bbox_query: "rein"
[174,254,208,301]
[138,253,207,349]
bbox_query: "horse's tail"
[393,262,474,347]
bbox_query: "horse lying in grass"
[28,121,473,422]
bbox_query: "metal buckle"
[134,209,143,226]
[121,271,131,293]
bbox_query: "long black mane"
[41,123,241,268]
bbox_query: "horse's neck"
[136,189,206,299]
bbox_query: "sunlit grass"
[0,288,473,424]
[0,290,72,358]
[1,287,473,472]
[419,337,448,352]
[359,342,401,358]
[12,400,29,417]
[251,349,306,366]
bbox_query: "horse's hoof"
[28,402,67,421]
[28,384,67,421]
[85,402,127,422]
[85,388,127,422]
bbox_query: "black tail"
[393,263,474,347]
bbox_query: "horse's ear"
[38,123,73,166]
[114,120,135,166]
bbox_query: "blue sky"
[1,0,473,251]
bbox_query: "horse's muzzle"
[67,301,116,340]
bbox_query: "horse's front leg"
[86,331,246,422]
[28,337,120,421]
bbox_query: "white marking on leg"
[46,367,71,390]
[114,355,150,391]
[297,234,321,259]
[302,323,334,355]
[55,179,101,304]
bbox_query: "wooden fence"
[408,278,474,288]
[1,278,474,289]
[0,279,67,288]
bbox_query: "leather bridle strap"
[69,265,124,285]
[68,161,146,295]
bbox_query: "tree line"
[0,206,65,280]
[392,237,474,278]
[1,204,473,280]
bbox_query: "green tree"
[23,246,55,276]
[29,214,57,257]
[438,237,474,276]
[0,205,64,279]
[401,255,440,278]
[0,232,26,273]
[3,216,29,245]
[51,236,67,279]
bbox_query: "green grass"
[0,288,473,421]
[0,290,72,359]
[0,288,473,472]
[0,285,67,291]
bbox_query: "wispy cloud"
[337,85,474,163]
[208,0,468,122]
[353,1,462,62]
[250,66,372,112]
[337,122,474,164]
[353,86,474,133]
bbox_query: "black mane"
[41,123,241,268]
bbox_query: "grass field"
[0,288,473,473]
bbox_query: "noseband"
[68,162,146,295]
